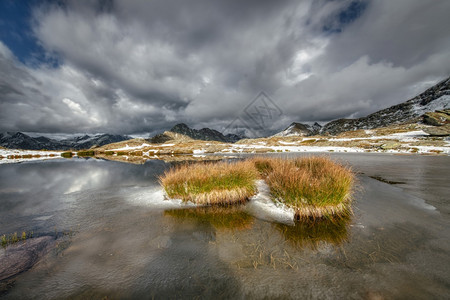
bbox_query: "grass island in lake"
[160,156,355,220]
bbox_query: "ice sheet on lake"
[123,186,197,209]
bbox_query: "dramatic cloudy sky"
[0,0,449,136]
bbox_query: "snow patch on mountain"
[412,95,450,116]
[273,122,322,137]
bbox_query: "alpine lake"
[0,153,449,299]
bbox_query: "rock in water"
[0,236,56,281]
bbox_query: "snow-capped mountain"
[0,132,130,150]
[273,122,322,137]
[320,76,450,135]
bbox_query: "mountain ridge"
[2,76,449,150]
[319,76,450,135]
[162,123,243,143]
[0,132,130,150]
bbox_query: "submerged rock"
[0,236,56,281]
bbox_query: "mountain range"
[1,76,449,150]
[149,123,243,144]
[0,132,130,150]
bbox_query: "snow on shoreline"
[112,143,174,151]
[1,128,449,164]
[226,145,449,154]
[328,130,429,142]
[224,144,368,153]
[0,149,62,164]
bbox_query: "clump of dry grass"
[252,157,274,177]
[251,156,355,219]
[159,160,259,205]
[160,156,355,219]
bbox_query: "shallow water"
[0,154,449,299]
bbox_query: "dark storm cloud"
[0,0,449,135]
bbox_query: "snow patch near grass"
[193,149,205,154]
[245,180,295,225]
[112,143,175,151]
[0,149,62,164]
[112,143,150,151]
[279,141,297,145]
[226,144,367,153]
[123,186,197,209]
[329,130,429,142]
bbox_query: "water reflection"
[97,154,228,164]
[0,158,167,234]
[164,206,254,231]
[276,216,350,249]
[164,205,350,250]
[1,155,449,299]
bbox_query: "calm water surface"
[0,154,449,299]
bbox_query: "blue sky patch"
[323,0,368,34]
[0,0,58,67]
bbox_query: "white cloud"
[62,97,86,115]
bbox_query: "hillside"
[320,76,450,135]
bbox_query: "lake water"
[0,154,449,299]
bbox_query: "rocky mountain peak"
[170,123,190,133]
[273,122,310,137]
[168,123,243,143]
[311,122,322,135]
